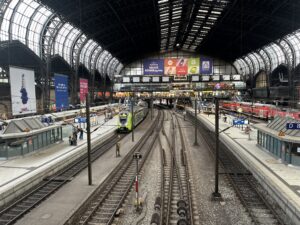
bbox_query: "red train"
[221,101,300,120]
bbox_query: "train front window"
[120,118,127,124]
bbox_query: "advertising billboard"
[176,58,188,75]
[54,74,69,111]
[188,58,200,74]
[79,78,88,105]
[9,66,37,116]
[164,58,177,75]
[200,57,213,74]
[143,59,164,75]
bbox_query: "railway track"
[0,132,125,225]
[65,110,162,225]
[187,111,285,225]
[157,110,195,225]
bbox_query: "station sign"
[233,119,248,125]
[286,123,300,130]
[74,117,87,123]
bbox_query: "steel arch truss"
[0,0,120,80]
[234,28,300,76]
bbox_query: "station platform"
[0,114,118,208]
[186,108,300,224]
[14,111,156,225]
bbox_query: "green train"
[117,106,148,132]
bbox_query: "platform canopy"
[39,0,300,64]
[2,118,46,134]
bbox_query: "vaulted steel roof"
[40,0,300,64]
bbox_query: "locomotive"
[117,103,148,132]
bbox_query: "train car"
[117,106,148,132]
[221,100,300,120]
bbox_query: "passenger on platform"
[69,136,73,145]
[223,114,227,123]
[79,128,84,140]
[72,134,77,145]
[73,128,78,145]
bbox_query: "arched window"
[255,71,267,88]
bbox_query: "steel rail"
[69,110,162,225]
[187,111,285,225]
[0,132,125,225]
[175,114,195,225]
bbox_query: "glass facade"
[0,0,122,78]
[255,71,268,88]
[0,127,62,159]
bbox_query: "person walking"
[73,127,78,145]
[79,128,84,140]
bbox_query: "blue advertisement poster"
[200,57,213,75]
[143,59,164,75]
[54,74,69,111]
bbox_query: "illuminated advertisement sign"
[188,58,200,74]
[164,58,177,75]
[79,78,88,105]
[176,58,188,75]
[143,59,164,75]
[54,74,69,111]
[9,66,37,115]
[200,57,213,74]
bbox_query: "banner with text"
[200,57,213,74]
[176,58,188,76]
[143,59,164,75]
[9,66,37,115]
[79,78,88,105]
[54,74,69,111]
[188,58,200,74]
[164,58,177,75]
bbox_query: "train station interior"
[0,1,300,225]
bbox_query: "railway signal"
[133,152,142,211]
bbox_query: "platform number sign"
[286,123,300,130]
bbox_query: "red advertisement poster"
[164,58,177,75]
[176,58,188,75]
[79,78,88,104]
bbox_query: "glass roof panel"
[0,0,119,74]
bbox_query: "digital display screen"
[232,75,241,80]
[132,77,140,83]
[191,75,200,82]
[123,77,130,83]
[142,77,150,82]
[222,75,230,81]
[162,77,170,82]
[152,77,160,82]
[212,75,220,81]
[202,76,210,81]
